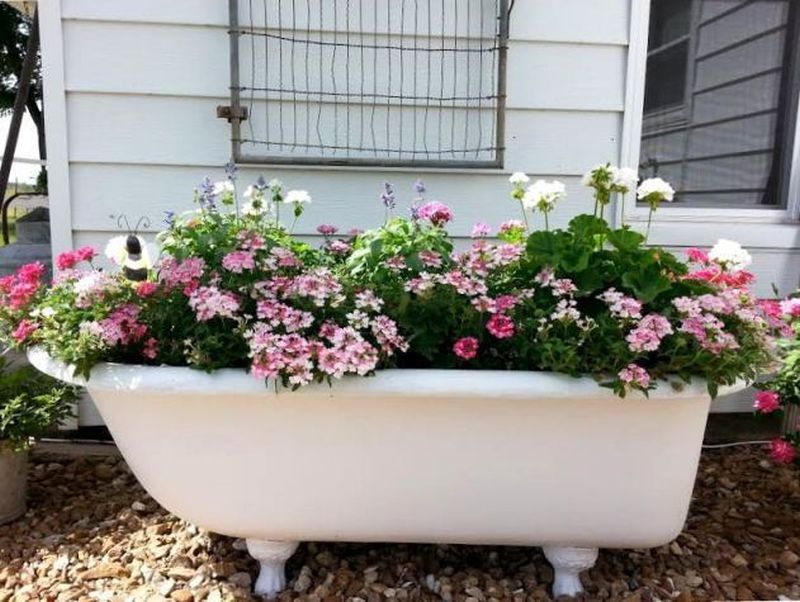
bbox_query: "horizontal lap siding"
[60,1,629,242]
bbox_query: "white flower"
[522,179,567,212]
[709,239,752,272]
[242,200,265,217]
[268,178,283,191]
[509,172,530,186]
[285,189,311,205]
[612,167,638,193]
[636,177,675,203]
[212,180,234,196]
[581,164,614,188]
[243,185,261,200]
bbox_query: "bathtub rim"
[27,346,746,401]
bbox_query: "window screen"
[640,0,800,208]
[224,0,510,168]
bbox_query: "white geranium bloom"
[581,164,614,188]
[243,185,260,200]
[509,172,530,186]
[709,239,752,271]
[268,178,283,191]
[242,199,266,217]
[612,167,638,193]
[522,179,567,212]
[637,177,675,202]
[285,189,312,205]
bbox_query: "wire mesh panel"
[225,0,509,167]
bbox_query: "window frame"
[619,0,800,226]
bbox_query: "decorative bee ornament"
[106,215,152,282]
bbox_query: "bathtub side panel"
[91,387,710,548]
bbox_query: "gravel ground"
[0,446,798,601]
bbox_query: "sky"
[0,113,41,185]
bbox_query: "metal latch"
[216,105,248,122]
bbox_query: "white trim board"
[39,0,73,257]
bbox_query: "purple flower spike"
[381,182,396,209]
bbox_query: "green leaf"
[607,228,645,252]
[568,215,609,240]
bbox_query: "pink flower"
[493,295,519,313]
[453,337,479,360]
[11,319,38,344]
[316,224,338,236]
[627,314,673,353]
[56,251,78,271]
[142,337,159,360]
[384,256,406,271]
[618,363,650,389]
[74,246,98,262]
[685,248,709,263]
[770,439,797,464]
[419,250,442,268]
[486,314,515,339]
[136,281,158,298]
[471,222,491,238]
[96,304,148,346]
[16,262,45,285]
[159,257,206,289]
[780,298,800,319]
[188,286,240,321]
[222,250,256,273]
[498,219,525,234]
[754,390,781,414]
[417,201,453,227]
[327,240,352,256]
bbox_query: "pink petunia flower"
[754,390,781,414]
[453,336,479,360]
[486,314,515,339]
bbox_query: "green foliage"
[0,355,76,449]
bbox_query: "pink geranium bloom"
[316,224,338,236]
[417,201,453,227]
[486,314,515,339]
[74,246,98,262]
[136,281,158,298]
[754,390,781,414]
[142,337,159,359]
[770,439,797,464]
[222,250,256,273]
[16,262,45,285]
[453,336,479,360]
[56,251,78,271]
[686,247,709,263]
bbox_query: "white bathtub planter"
[28,348,741,598]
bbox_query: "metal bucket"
[0,445,27,525]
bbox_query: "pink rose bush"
[0,167,789,400]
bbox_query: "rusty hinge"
[216,105,248,122]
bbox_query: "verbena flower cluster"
[0,164,791,398]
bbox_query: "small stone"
[731,554,748,568]
[780,550,799,569]
[687,576,703,587]
[132,501,148,513]
[231,539,248,551]
[167,567,196,581]
[158,579,176,596]
[228,572,251,588]
[79,562,129,580]
[170,591,193,602]
[93,464,115,480]
[670,542,683,556]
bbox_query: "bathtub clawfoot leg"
[542,546,598,598]
[246,539,299,598]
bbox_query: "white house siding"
[38,0,798,417]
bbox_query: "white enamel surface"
[29,349,730,549]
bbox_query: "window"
[639,0,800,208]
[223,0,510,168]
